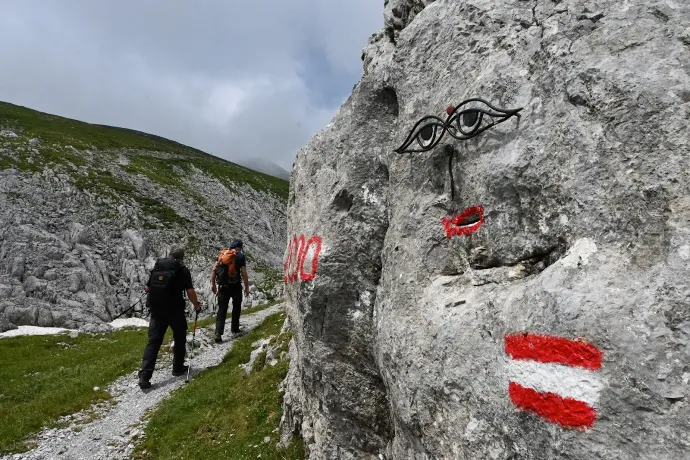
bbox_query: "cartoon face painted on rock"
[392,98,546,270]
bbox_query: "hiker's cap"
[230,239,243,249]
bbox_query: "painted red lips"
[442,205,484,238]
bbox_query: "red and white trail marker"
[504,333,604,429]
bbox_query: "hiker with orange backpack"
[210,239,250,343]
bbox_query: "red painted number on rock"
[284,234,322,283]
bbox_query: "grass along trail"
[1,303,285,460]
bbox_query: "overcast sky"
[0,1,383,170]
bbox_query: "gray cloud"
[0,1,383,170]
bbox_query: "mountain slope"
[0,102,288,331]
[237,158,291,180]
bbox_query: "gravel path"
[2,304,285,460]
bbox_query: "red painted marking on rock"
[284,236,300,283]
[441,205,484,238]
[296,234,307,279]
[504,333,602,370]
[284,234,322,283]
[505,332,603,429]
[446,105,455,116]
[508,382,597,429]
[300,236,322,282]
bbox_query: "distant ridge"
[238,157,290,180]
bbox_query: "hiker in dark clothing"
[210,239,250,343]
[138,246,201,390]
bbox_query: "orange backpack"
[215,248,238,285]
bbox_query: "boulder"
[24,275,46,293]
[5,306,38,326]
[70,222,94,246]
[80,323,99,334]
[0,316,17,333]
[123,229,146,260]
[11,285,25,298]
[36,308,53,327]
[67,273,81,293]
[10,256,24,279]
[45,247,65,260]
[0,285,12,299]
[43,269,59,281]
[282,0,690,458]
[50,309,70,328]
[32,264,48,278]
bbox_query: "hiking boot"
[137,371,151,389]
[215,337,222,344]
[172,365,189,377]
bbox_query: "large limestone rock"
[283,0,690,458]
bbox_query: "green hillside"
[0,101,289,201]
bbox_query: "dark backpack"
[147,258,183,313]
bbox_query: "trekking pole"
[112,293,146,320]
[185,309,199,383]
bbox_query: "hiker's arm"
[187,289,201,311]
[241,266,249,295]
[183,268,200,311]
[210,262,217,294]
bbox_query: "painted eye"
[462,109,480,128]
[394,98,522,154]
[452,109,484,137]
[418,124,437,148]
[446,99,521,141]
[394,116,446,154]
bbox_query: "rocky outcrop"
[0,314,17,332]
[282,79,397,459]
[0,122,287,329]
[243,316,292,375]
[283,0,690,459]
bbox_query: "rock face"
[0,107,287,329]
[282,0,690,459]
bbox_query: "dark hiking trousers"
[215,283,243,338]
[139,310,187,380]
